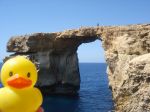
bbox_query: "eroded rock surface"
[114,54,150,112]
[6,24,150,111]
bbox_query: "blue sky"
[0,0,150,62]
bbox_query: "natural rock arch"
[6,24,150,112]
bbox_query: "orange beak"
[7,75,32,89]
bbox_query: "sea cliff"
[6,24,150,112]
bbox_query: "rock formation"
[6,24,150,112]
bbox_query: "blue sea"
[0,63,114,112]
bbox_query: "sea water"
[0,63,114,112]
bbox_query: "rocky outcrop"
[6,24,150,111]
[114,54,150,112]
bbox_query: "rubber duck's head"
[0,56,38,89]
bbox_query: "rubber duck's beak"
[7,74,32,89]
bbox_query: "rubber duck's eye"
[9,72,13,77]
[27,72,31,78]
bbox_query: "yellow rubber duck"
[0,56,43,112]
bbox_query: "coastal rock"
[114,54,150,112]
[6,24,150,111]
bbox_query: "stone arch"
[6,24,150,111]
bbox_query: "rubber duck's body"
[0,56,43,112]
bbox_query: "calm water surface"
[0,63,114,112]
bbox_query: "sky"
[0,0,150,63]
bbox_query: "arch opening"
[77,39,114,112]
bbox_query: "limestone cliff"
[6,24,150,112]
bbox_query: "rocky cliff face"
[6,24,150,111]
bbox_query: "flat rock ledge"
[5,24,150,112]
